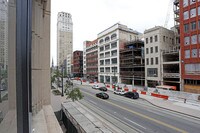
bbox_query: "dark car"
[123,92,139,99]
[96,92,109,99]
[99,87,107,91]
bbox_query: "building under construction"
[120,40,145,86]
[161,45,181,91]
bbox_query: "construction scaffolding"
[120,40,145,86]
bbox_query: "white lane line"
[124,117,146,130]
[147,109,164,116]
[88,100,97,105]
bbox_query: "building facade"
[178,0,200,93]
[0,0,8,70]
[98,23,139,84]
[85,39,98,81]
[144,26,175,87]
[83,41,88,78]
[57,12,73,67]
[0,0,62,132]
[120,40,145,86]
[73,51,83,77]
[66,54,73,76]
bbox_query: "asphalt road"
[76,84,200,133]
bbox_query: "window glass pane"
[198,6,200,15]
[191,21,196,31]
[155,57,158,64]
[0,0,17,131]
[155,35,158,42]
[190,0,196,5]
[146,58,149,65]
[191,35,197,44]
[185,50,190,58]
[111,58,117,64]
[146,48,148,54]
[184,24,189,32]
[192,49,197,57]
[183,0,188,7]
[146,38,148,44]
[184,11,189,20]
[147,68,158,77]
[184,36,190,45]
[150,37,153,43]
[190,8,196,18]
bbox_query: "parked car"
[114,90,125,95]
[92,84,100,89]
[96,92,109,99]
[99,87,107,91]
[123,92,139,99]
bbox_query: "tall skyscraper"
[57,12,73,67]
[0,0,8,70]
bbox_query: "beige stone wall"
[32,0,51,114]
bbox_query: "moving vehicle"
[114,90,125,95]
[123,92,139,99]
[99,87,107,91]
[92,84,99,89]
[96,92,109,99]
[156,85,176,91]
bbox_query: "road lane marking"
[82,91,188,133]
[88,100,97,105]
[124,117,146,130]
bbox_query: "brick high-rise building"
[177,0,200,93]
[85,39,98,81]
[73,51,83,77]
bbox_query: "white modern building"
[98,23,139,84]
[83,41,87,78]
[144,26,175,87]
[57,12,73,67]
[0,0,8,70]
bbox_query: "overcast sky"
[51,0,174,65]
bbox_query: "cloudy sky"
[51,0,174,65]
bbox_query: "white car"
[114,90,125,95]
[92,84,100,89]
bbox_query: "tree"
[51,68,84,102]
[67,87,84,102]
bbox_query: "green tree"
[67,87,84,102]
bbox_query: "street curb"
[140,97,200,119]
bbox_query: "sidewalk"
[73,80,200,119]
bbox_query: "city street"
[76,84,200,133]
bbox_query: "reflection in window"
[185,50,190,58]
[190,8,196,18]
[191,35,197,44]
[192,49,197,57]
[190,0,196,5]
[184,11,189,20]
[184,36,190,45]
[183,0,188,7]
[198,6,200,15]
